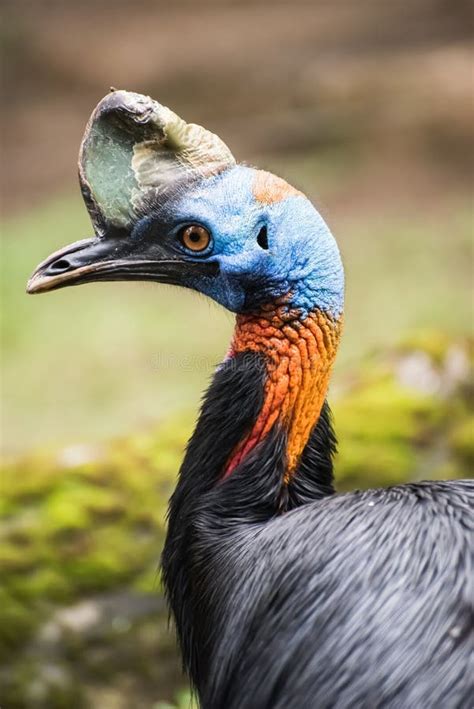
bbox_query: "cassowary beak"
[26,235,219,295]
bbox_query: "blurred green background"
[1,1,473,707]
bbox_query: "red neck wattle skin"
[223,303,342,483]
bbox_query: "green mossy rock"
[1,333,472,707]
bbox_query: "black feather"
[162,351,474,708]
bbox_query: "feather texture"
[162,349,474,708]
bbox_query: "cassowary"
[28,91,473,709]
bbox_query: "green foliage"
[335,334,472,488]
[0,426,185,706]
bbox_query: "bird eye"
[179,225,211,252]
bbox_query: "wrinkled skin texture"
[225,305,341,480]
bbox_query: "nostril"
[49,258,72,273]
[257,225,269,250]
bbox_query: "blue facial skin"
[145,165,344,319]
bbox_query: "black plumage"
[162,352,474,708]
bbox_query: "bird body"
[28,91,473,709]
[163,349,473,709]
[172,484,472,709]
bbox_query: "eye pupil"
[180,224,211,252]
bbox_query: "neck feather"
[225,303,341,482]
[162,304,340,690]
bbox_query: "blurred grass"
[2,149,473,454]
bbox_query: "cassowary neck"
[225,303,341,483]
[163,302,340,690]
[167,301,342,519]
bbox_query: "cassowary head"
[27,90,344,319]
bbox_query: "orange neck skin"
[223,303,342,483]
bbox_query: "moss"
[8,567,73,605]
[334,378,443,489]
[333,333,473,489]
[449,415,474,469]
[1,456,63,505]
[42,485,93,536]
[0,540,40,575]
[336,438,417,489]
[0,588,40,660]
[61,525,159,594]
[335,380,442,441]
[398,330,454,365]
[0,424,179,692]
[132,565,162,595]
[0,658,85,709]
[154,689,193,709]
